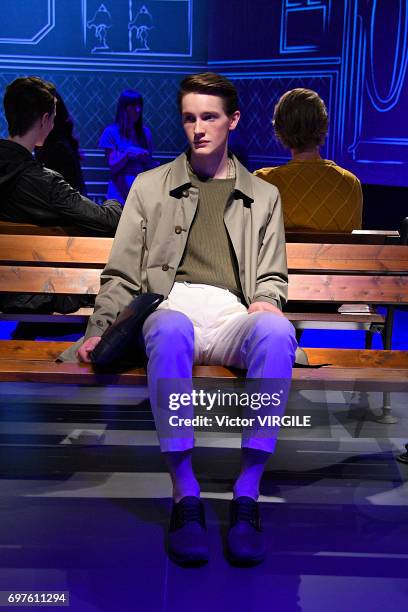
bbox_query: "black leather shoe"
[227,496,266,566]
[168,496,208,566]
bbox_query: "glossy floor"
[0,381,407,612]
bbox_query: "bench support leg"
[375,391,398,424]
[365,328,374,349]
[383,305,394,350]
[374,307,398,423]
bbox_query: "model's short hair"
[273,88,328,152]
[177,72,239,116]
[4,76,56,137]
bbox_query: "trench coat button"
[175,225,182,234]
[162,264,169,271]
[182,190,189,197]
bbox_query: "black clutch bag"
[91,293,164,366]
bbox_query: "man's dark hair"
[177,72,239,116]
[4,76,56,137]
[273,88,328,152]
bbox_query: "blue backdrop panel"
[209,0,408,188]
[0,0,195,58]
[0,1,407,188]
[0,0,54,44]
[0,0,207,162]
[84,0,191,56]
[232,73,334,166]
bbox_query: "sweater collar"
[169,152,254,206]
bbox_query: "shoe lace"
[232,500,261,530]
[176,501,205,528]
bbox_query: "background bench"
[1,235,405,348]
[0,233,407,426]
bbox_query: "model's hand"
[77,336,102,363]
[248,301,285,317]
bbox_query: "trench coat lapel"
[167,152,199,242]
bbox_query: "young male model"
[75,73,297,566]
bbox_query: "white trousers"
[143,283,297,452]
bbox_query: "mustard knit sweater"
[254,159,362,231]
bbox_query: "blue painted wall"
[209,0,408,188]
[0,1,407,345]
[0,0,407,195]
[0,0,208,199]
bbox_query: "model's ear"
[40,112,50,128]
[229,110,240,131]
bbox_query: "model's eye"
[203,113,217,121]
[182,114,195,123]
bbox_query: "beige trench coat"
[59,153,291,361]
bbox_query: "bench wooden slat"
[0,341,72,360]
[0,267,101,294]
[0,235,112,265]
[1,237,407,273]
[286,244,408,272]
[1,268,406,305]
[0,359,406,390]
[305,348,408,368]
[288,275,408,303]
[292,368,408,391]
[0,342,406,369]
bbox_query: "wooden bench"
[0,221,400,243]
[0,234,405,315]
[0,340,406,389]
[0,342,407,438]
[1,236,407,333]
[285,241,408,349]
[0,234,407,425]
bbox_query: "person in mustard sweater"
[254,88,362,231]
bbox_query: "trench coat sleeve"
[84,177,146,340]
[252,189,288,309]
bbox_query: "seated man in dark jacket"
[0,76,122,313]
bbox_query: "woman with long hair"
[36,91,87,194]
[99,89,154,204]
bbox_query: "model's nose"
[194,120,204,135]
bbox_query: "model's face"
[181,93,240,158]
